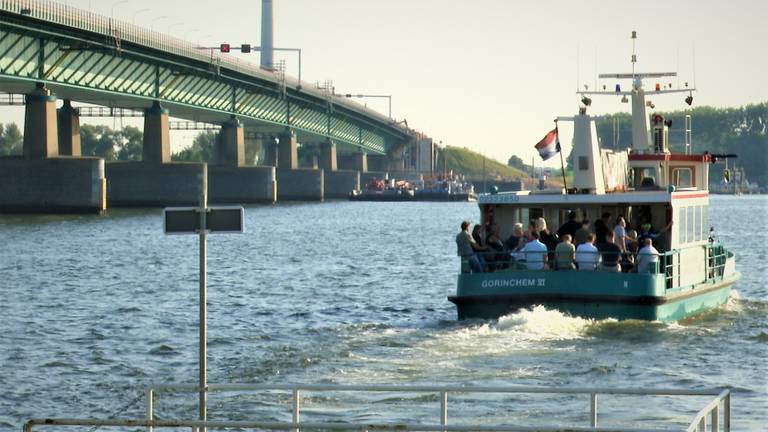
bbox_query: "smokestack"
[260,0,274,70]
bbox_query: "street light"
[131,8,150,25]
[341,93,392,119]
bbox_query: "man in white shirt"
[636,238,660,273]
[521,230,548,270]
[575,234,600,271]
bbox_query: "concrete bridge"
[0,0,434,212]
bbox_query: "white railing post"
[146,388,154,432]
[292,388,300,432]
[440,390,448,430]
[590,393,598,428]
[698,416,706,431]
[723,392,730,432]
[711,404,719,432]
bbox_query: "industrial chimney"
[260,0,274,70]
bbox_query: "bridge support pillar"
[318,140,338,172]
[23,85,58,159]
[278,129,298,170]
[57,100,81,156]
[215,118,245,166]
[354,151,368,173]
[142,102,171,163]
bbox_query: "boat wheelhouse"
[449,32,739,321]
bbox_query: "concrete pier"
[354,152,368,173]
[106,161,205,207]
[57,100,81,156]
[215,118,245,166]
[277,168,324,201]
[318,140,338,172]
[142,102,171,163]
[278,129,298,169]
[324,170,359,199]
[209,165,276,204]
[0,157,105,213]
[23,86,58,159]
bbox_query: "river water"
[1,195,766,430]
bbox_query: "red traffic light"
[220,43,230,53]
[241,44,251,53]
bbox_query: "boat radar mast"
[577,30,696,154]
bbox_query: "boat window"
[578,156,589,171]
[673,167,693,188]
[636,168,658,189]
[687,205,694,243]
[678,207,687,244]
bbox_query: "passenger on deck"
[597,231,622,272]
[556,211,582,239]
[554,234,576,270]
[456,220,486,273]
[485,223,509,270]
[636,238,660,273]
[626,229,639,254]
[472,224,486,247]
[535,217,559,256]
[613,216,628,253]
[521,230,548,270]
[575,234,600,271]
[594,212,612,246]
[505,223,525,254]
[573,219,591,246]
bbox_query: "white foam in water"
[421,306,595,358]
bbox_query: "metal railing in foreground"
[24,384,731,432]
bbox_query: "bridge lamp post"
[131,8,150,25]
[341,93,392,119]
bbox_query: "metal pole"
[146,389,154,432]
[439,391,448,430]
[292,389,300,432]
[198,164,208,432]
[590,393,597,428]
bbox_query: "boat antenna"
[631,30,637,82]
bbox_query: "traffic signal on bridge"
[241,44,251,53]
[220,43,230,53]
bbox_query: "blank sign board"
[164,206,244,234]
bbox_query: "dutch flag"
[535,127,561,161]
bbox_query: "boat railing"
[23,383,732,432]
[461,243,731,287]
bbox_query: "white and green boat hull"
[449,270,739,322]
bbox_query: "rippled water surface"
[1,195,766,430]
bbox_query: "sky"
[3,0,767,166]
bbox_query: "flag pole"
[556,120,568,191]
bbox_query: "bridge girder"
[0,10,412,156]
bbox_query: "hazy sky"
[5,0,767,165]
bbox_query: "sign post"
[163,166,244,432]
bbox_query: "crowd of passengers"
[456,211,670,274]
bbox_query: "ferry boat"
[449,32,740,321]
